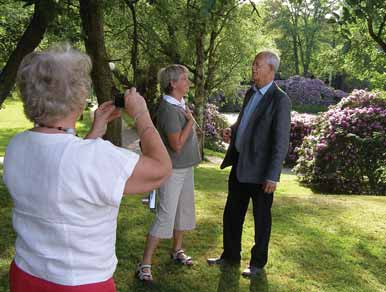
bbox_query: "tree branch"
[367,16,386,53]
[105,24,134,37]
[377,13,386,39]
[212,55,241,90]
[248,0,260,17]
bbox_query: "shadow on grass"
[115,201,226,292]
[354,241,386,287]
[271,198,385,290]
[249,270,268,292]
[297,180,386,196]
[216,264,241,292]
[199,188,385,291]
[216,264,269,292]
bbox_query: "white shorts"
[149,167,196,238]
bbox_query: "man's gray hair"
[16,43,92,124]
[158,64,188,94]
[257,51,280,73]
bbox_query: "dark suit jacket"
[220,82,291,184]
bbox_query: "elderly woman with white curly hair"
[3,44,171,292]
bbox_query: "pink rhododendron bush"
[286,112,316,166]
[276,76,348,105]
[204,103,228,152]
[294,89,386,195]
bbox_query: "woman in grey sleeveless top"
[136,64,201,283]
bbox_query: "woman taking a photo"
[136,64,201,283]
[3,44,171,292]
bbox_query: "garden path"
[122,126,141,154]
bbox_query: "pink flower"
[316,143,327,151]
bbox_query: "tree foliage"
[1,0,269,146]
[341,0,386,53]
[263,0,338,76]
[0,0,59,106]
[1,0,384,148]
[261,0,385,91]
[0,1,33,66]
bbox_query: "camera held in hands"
[113,92,125,108]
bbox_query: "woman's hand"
[183,107,193,121]
[85,101,121,139]
[124,87,148,119]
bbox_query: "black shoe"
[207,257,225,266]
[207,257,240,266]
[241,265,263,278]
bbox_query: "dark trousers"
[221,165,273,268]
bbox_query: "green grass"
[1,162,385,291]
[0,99,32,157]
[204,148,226,159]
[0,98,99,156]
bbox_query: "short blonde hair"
[158,64,188,94]
[16,43,92,124]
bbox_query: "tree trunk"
[194,27,206,159]
[79,0,122,146]
[297,34,306,75]
[291,33,300,75]
[136,63,160,118]
[125,0,139,84]
[204,30,216,93]
[0,0,59,107]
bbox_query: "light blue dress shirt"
[235,81,273,152]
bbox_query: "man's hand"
[222,128,232,143]
[262,180,276,194]
[86,101,121,139]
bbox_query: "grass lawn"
[0,99,32,157]
[0,98,97,157]
[1,98,386,291]
[1,162,385,291]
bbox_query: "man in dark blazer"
[207,51,291,277]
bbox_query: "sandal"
[170,249,193,266]
[135,263,153,282]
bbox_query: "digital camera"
[113,92,125,108]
